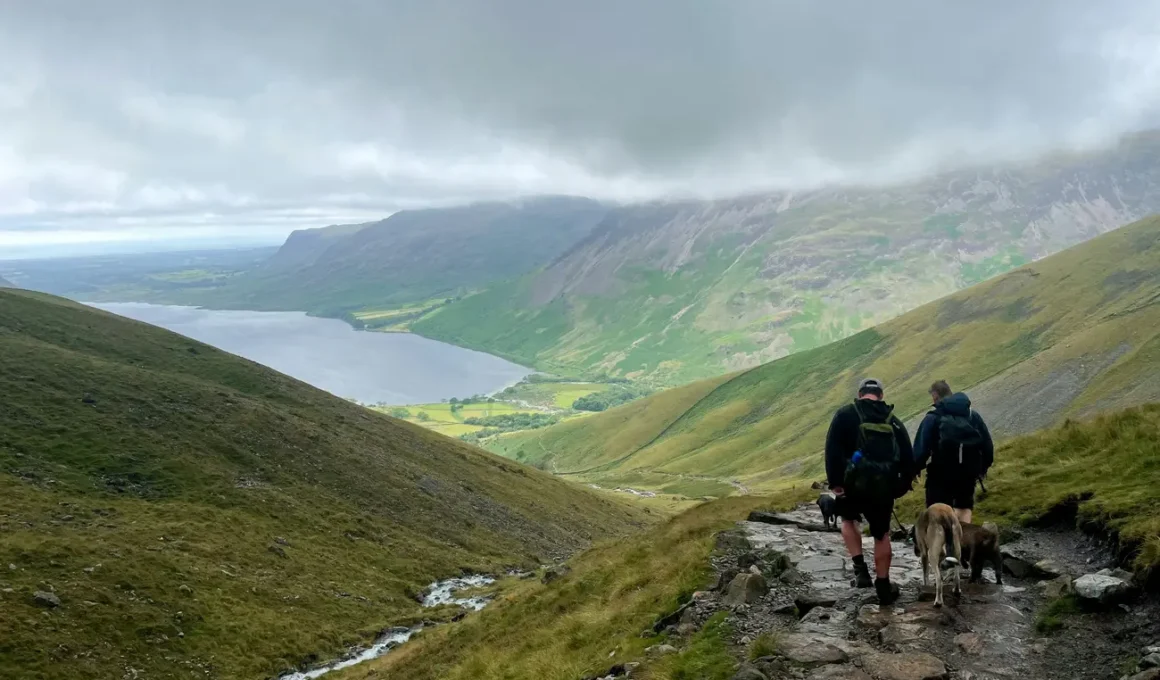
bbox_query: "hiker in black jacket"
[914,380,994,524]
[825,378,916,605]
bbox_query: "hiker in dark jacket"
[914,380,994,524]
[825,378,916,605]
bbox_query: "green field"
[0,288,649,680]
[375,401,546,438]
[491,216,1160,565]
[352,298,451,332]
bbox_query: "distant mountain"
[0,274,13,287]
[416,133,1160,384]
[180,196,608,314]
[492,214,1160,495]
[0,288,645,679]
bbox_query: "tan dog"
[961,522,1003,584]
[914,503,963,607]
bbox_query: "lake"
[91,303,531,405]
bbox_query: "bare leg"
[873,535,893,579]
[955,508,972,524]
[841,519,863,558]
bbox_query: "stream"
[279,574,496,679]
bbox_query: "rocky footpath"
[617,504,1159,680]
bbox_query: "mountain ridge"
[415,133,1160,384]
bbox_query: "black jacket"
[824,399,915,490]
[914,392,994,480]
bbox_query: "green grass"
[0,289,649,680]
[747,631,781,661]
[1035,595,1081,634]
[339,495,799,680]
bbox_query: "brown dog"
[914,503,962,607]
[960,522,1003,584]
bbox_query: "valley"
[0,289,649,680]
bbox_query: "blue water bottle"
[852,450,863,464]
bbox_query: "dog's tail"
[943,520,962,566]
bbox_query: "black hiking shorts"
[834,493,893,541]
[925,475,976,510]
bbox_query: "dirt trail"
[661,504,1160,680]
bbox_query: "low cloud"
[3,0,1160,252]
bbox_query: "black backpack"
[935,409,984,473]
[844,400,901,502]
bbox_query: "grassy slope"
[0,289,648,680]
[338,495,800,680]
[415,136,1160,385]
[496,215,1160,495]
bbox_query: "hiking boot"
[853,561,873,588]
[875,577,900,605]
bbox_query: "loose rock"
[795,590,838,615]
[807,666,873,680]
[1074,572,1132,606]
[953,632,985,655]
[646,644,677,657]
[778,633,849,667]
[724,572,768,606]
[1129,671,1160,680]
[732,663,768,680]
[33,591,61,608]
[880,623,932,648]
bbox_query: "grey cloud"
[2,0,1160,250]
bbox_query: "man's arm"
[913,413,937,471]
[824,408,852,490]
[974,411,995,475]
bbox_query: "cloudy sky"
[3,0,1160,257]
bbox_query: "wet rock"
[800,607,849,635]
[778,633,849,667]
[1038,574,1073,599]
[880,623,932,648]
[795,590,839,615]
[1000,548,1035,578]
[807,665,873,680]
[861,651,947,680]
[1128,671,1160,680]
[798,554,846,575]
[1032,559,1067,578]
[32,591,61,608]
[953,632,985,655]
[645,644,677,656]
[1074,572,1132,606]
[1138,653,1160,669]
[732,663,769,680]
[724,572,768,606]
[779,567,804,585]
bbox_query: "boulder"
[32,591,61,608]
[724,572,768,606]
[1000,548,1035,578]
[747,511,798,525]
[1141,653,1160,670]
[800,607,849,635]
[1074,572,1132,606]
[779,567,804,585]
[715,530,753,552]
[732,664,769,680]
[807,666,873,680]
[1129,671,1160,680]
[645,644,677,656]
[861,652,948,680]
[541,565,571,584]
[778,633,850,667]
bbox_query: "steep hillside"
[417,133,1160,384]
[0,289,646,680]
[148,196,608,315]
[0,274,13,287]
[493,214,1160,492]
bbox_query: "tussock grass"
[346,495,799,680]
[0,289,649,680]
